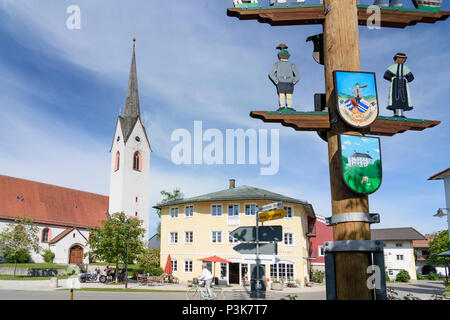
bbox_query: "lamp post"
[433,208,450,243]
[125,219,130,289]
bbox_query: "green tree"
[42,249,55,264]
[429,230,450,270]
[136,247,162,274]
[86,212,145,282]
[0,216,40,279]
[155,189,184,239]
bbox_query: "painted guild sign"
[339,134,382,195]
[333,71,379,128]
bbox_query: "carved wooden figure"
[268,43,300,111]
[384,53,414,118]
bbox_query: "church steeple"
[124,37,140,118]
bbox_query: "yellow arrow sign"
[258,209,287,222]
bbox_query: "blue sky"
[341,135,380,160]
[336,71,377,97]
[0,0,449,238]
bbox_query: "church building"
[0,40,152,264]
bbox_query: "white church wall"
[109,118,151,242]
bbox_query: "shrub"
[428,272,438,280]
[5,248,30,263]
[312,270,325,283]
[147,266,163,276]
[417,273,425,280]
[41,249,55,264]
[395,269,410,282]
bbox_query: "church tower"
[109,38,151,241]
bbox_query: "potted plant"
[271,280,283,291]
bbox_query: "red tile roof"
[0,175,109,229]
[49,228,74,244]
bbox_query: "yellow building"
[155,180,317,287]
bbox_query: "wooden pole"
[323,0,373,300]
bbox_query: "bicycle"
[186,283,225,300]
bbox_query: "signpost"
[258,209,287,222]
[230,225,283,242]
[231,201,286,299]
[233,242,278,255]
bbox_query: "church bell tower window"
[133,151,142,172]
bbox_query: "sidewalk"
[0,278,326,295]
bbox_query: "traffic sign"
[259,201,283,213]
[230,225,283,242]
[233,242,278,255]
[258,209,287,222]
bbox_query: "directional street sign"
[230,225,283,242]
[233,242,278,255]
[259,201,283,213]
[258,209,287,222]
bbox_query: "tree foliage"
[86,212,145,280]
[429,230,450,266]
[0,216,40,278]
[136,247,162,275]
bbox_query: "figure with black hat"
[383,53,414,118]
[268,43,300,111]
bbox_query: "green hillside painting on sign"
[339,134,382,195]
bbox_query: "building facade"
[347,152,375,167]
[371,228,426,281]
[0,175,108,264]
[429,167,450,244]
[156,180,316,287]
[308,214,333,274]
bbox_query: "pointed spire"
[124,36,140,118]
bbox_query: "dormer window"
[133,151,142,172]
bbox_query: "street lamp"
[433,208,449,218]
[125,219,130,289]
[433,208,450,244]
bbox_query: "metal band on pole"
[325,212,380,226]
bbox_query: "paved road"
[387,281,447,300]
[0,288,326,300]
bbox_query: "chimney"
[229,179,236,189]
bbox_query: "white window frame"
[283,206,294,218]
[227,203,240,217]
[244,203,257,216]
[284,232,294,246]
[211,204,223,217]
[228,231,239,244]
[318,246,324,257]
[184,259,193,273]
[171,258,178,273]
[184,205,194,218]
[211,231,223,244]
[184,231,194,244]
[170,207,179,219]
[169,232,178,244]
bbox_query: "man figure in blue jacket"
[269,43,300,111]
